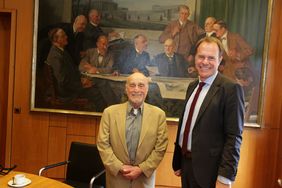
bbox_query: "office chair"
[39,142,105,188]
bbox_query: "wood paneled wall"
[0,0,281,187]
[0,11,10,165]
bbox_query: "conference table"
[82,73,195,118]
[0,171,73,188]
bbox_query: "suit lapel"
[138,103,150,148]
[116,103,128,154]
[186,80,198,101]
[195,74,223,124]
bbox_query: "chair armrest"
[39,160,70,176]
[89,169,106,188]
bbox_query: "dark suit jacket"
[172,73,244,187]
[46,45,83,102]
[114,45,150,76]
[83,23,104,50]
[37,23,84,68]
[62,24,85,66]
[152,53,187,77]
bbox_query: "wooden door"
[0,9,16,166]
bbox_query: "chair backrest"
[66,142,105,187]
[43,62,59,101]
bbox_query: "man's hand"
[174,170,181,176]
[172,25,181,37]
[81,77,93,88]
[216,180,231,188]
[120,165,142,180]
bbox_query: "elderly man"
[173,37,244,188]
[152,38,188,77]
[213,20,253,79]
[97,72,168,188]
[159,5,204,61]
[64,15,87,65]
[79,35,113,74]
[114,34,150,76]
[37,15,87,67]
[204,17,216,37]
[83,9,119,50]
[45,28,105,110]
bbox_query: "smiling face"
[126,73,149,108]
[195,40,222,81]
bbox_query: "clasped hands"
[119,165,142,180]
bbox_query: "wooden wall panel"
[47,127,67,178]
[66,116,96,136]
[11,113,49,172]
[233,128,279,188]
[50,114,67,127]
[156,152,181,187]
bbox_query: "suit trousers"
[181,156,216,188]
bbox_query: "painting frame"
[30,0,273,126]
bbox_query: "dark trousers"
[181,155,216,188]
[181,156,202,188]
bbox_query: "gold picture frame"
[30,0,273,126]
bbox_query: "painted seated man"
[79,35,113,74]
[46,28,109,111]
[113,34,150,76]
[151,38,188,77]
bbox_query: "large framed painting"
[30,0,273,126]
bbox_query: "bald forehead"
[164,39,174,46]
[205,17,216,23]
[97,35,108,42]
[89,9,99,16]
[126,73,148,85]
[76,15,86,21]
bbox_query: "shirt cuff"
[217,175,232,185]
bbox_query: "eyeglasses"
[0,164,17,175]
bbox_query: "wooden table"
[0,171,73,188]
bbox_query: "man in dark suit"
[172,37,244,188]
[114,34,150,76]
[37,15,87,68]
[83,9,119,51]
[83,9,104,50]
[46,28,107,111]
[151,38,188,77]
[63,15,87,66]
